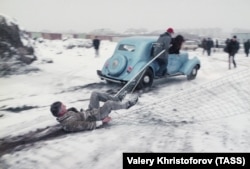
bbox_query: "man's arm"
[164,36,172,50]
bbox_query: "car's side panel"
[121,61,151,81]
[167,54,188,74]
[179,57,200,75]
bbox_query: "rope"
[114,49,166,97]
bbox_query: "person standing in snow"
[206,38,214,56]
[50,91,138,132]
[226,35,240,69]
[215,39,219,52]
[201,38,207,55]
[92,36,100,57]
[154,27,174,77]
[244,39,250,57]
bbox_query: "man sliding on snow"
[50,91,138,132]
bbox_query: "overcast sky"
[0,0,249,33]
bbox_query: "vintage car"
[97,36,200,88]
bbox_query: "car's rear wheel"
[187,65,198,80]
[136,68,154,89]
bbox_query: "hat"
[233,35,237,39]
[167,27,174,33]
[50,101,62,117]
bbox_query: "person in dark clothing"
[215,39,219,48]
[50,91,139,132]
[215,39,219,52]
[224,38,230,53]
[244,39,250,57]
[206,38,214,56]
[225,38,230,45]
[226,36,240,69]
[169,35,185,54]
[201,38,207,55]
[92,36,100,57]
[154,27,174,76]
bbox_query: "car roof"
[115,36,157,56]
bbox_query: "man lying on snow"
[50,91,138,132]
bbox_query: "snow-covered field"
[0,39,250,169]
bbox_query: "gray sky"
[0,0,249,33]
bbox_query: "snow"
[0,13,18,26]
[0,39,250,169]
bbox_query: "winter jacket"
[93,39,100,49]
[244,41,250,51]
[153,32,172,59]
[206,39,214,50]
[227,39,239,55]
[201,39,207,49]
[169,35,184,54]
[57,107,102,132]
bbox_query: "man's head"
[166,27,174,34]
[232,35,237,41]
[50,101,66,117]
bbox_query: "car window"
[118,44,136,52]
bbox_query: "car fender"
[101,58,111,74]
[180,57,200,75]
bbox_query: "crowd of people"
[200,36,249,69]
[201,38,214,56]
[91,31,250,63]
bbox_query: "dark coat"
[227,39,239,55]
[206,39,214,50]
[244,40,250,51]
[93,38,100,49]
[153,32,172,59]
[201,39,207,49]
[57,107,100,132]
[169,35,185,54]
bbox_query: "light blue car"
[97,36,201,88]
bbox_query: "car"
[97,36,200,89]
[182,40,199,50]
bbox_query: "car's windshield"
[118,44,136,52]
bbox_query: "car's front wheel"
[136,68,154,89]
[187,65,198,80]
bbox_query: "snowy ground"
[0,39,250,169]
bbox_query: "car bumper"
[97,70,127,84]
